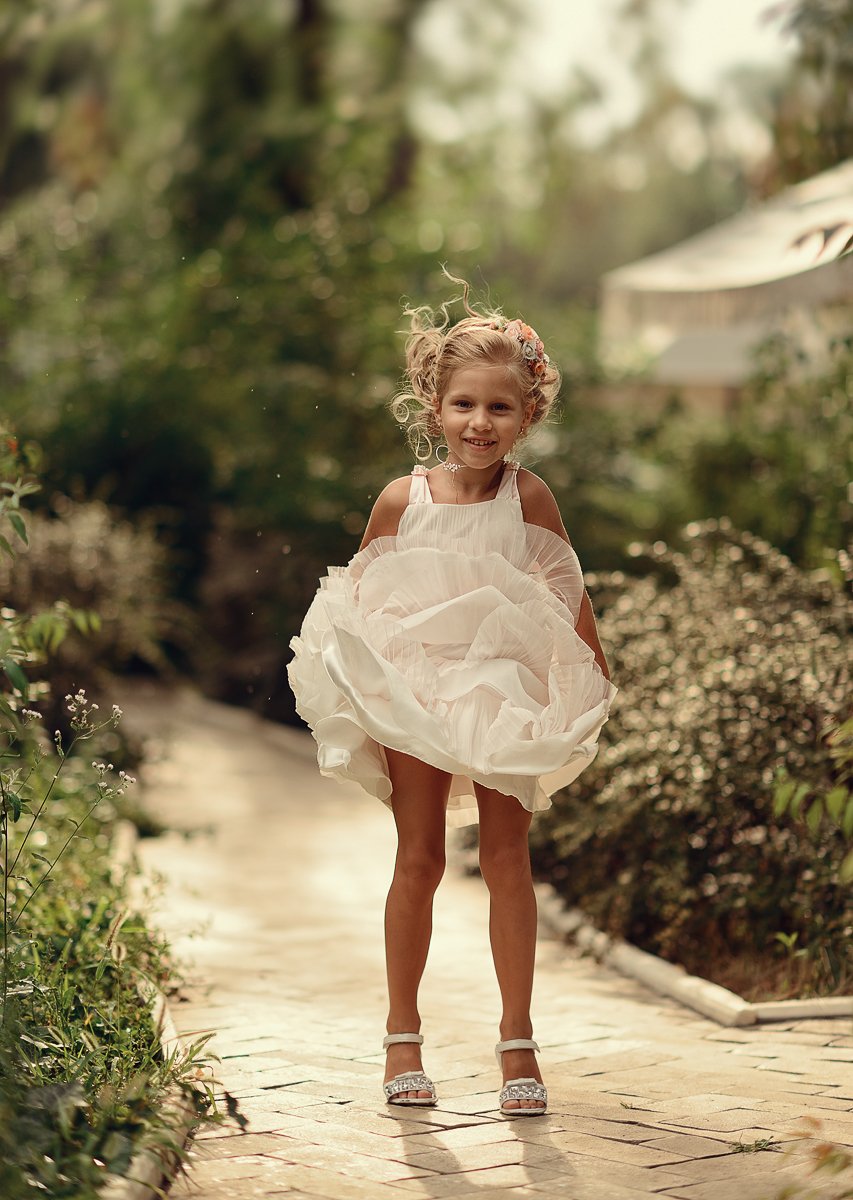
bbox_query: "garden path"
[122,682,853,1200]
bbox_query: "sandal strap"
[500,1078,548,1104]
[495,1038,540,1065]
[383,1032,423,1048]
[383,1071,435,1099]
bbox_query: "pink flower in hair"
[491,317,550,376]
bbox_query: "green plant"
[0,740,216,1197]
[772,716,853,885]
[771,1117,853,1200]
[0,430,218,1196]
[529,519,852,1001]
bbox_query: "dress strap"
[496,460,521,501]
[408,465,433,504]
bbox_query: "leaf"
[843,798,853,840]
[0,533,14,561]
[805,797,823,836]
[6,791,22,821]
[8,512,27,544]
[841,849,853,885]
[773,777,796,817]
[825,786,848,824]
[2,658,28,697]
[790,782,811,820]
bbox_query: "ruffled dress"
[288,462,617,827]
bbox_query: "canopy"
[600,159,853,385]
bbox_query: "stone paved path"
[121,683,853,1200]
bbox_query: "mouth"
[463,438,497,449]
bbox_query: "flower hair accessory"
[490,317,550,378]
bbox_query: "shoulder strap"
[496,461,521,501]
[408,465,433,504]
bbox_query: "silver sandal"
[495,1038,548,1116]
[383,1032,437,1107]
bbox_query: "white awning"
[600,159,853,383]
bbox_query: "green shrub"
[0,715,211,1199]
[530,519,852,999]
[0,497,195,729]
[0,431,214,1198]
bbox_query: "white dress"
[288,462,617,827]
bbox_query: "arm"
[358,477,411,550]
[517,470,612,681]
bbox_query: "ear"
[431,391,442,425]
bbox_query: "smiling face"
[437,364,532,473]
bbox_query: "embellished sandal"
[495,1038,548,1116]
[382,1032,437,1107]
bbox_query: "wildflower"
[21,709,42,723]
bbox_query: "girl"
[288,278,616,1116]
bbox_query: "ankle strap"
[495,1038,540,1061]
[383,1032,424,1048]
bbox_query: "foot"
[499,1045,546,1111]
[384,1039,433,1103]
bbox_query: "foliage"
[0,727,213,1199]
[644,333,853,576]
[529,519,852,1000]
[764,0,853,185]
[0,495,194,691]
[773,1116,853,1200]
[772,715,853,886]
[0,430,215,1197]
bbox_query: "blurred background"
[1,0,851,725]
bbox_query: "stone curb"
[533,881,853,1028]
[100,820,205,1200]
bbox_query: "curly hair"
[390,272,561,461]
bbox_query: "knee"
[394,845,446,895]
[478,841,531,892]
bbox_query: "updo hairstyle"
[391,273,561,461]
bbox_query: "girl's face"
[437,364,532,472]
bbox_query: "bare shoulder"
[516,468,571,543]
[359,474,412,548]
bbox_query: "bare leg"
[383,747,450,1100]
[475,784,544,1111]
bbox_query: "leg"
[383,746,450,1100]
[475,784,544,1111]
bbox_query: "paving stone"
[642,1131,743,1160]
[266,1136,433,1181]
[123,684,853,1200]
[399,1138,565,1173]
[524,1129,682,1167]
[384,1162,569,1194]
[655,1110,784,1134]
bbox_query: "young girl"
[288,278,616,1116]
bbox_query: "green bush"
[530,519,852,999]
[0,497,195,728]
[0,431,214,1198]
[0,716,210,1199]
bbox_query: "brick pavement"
[122,684,853,1200]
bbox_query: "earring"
[435,442,462,473]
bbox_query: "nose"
[469,407,493,430]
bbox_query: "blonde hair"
[391,272,561,461]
